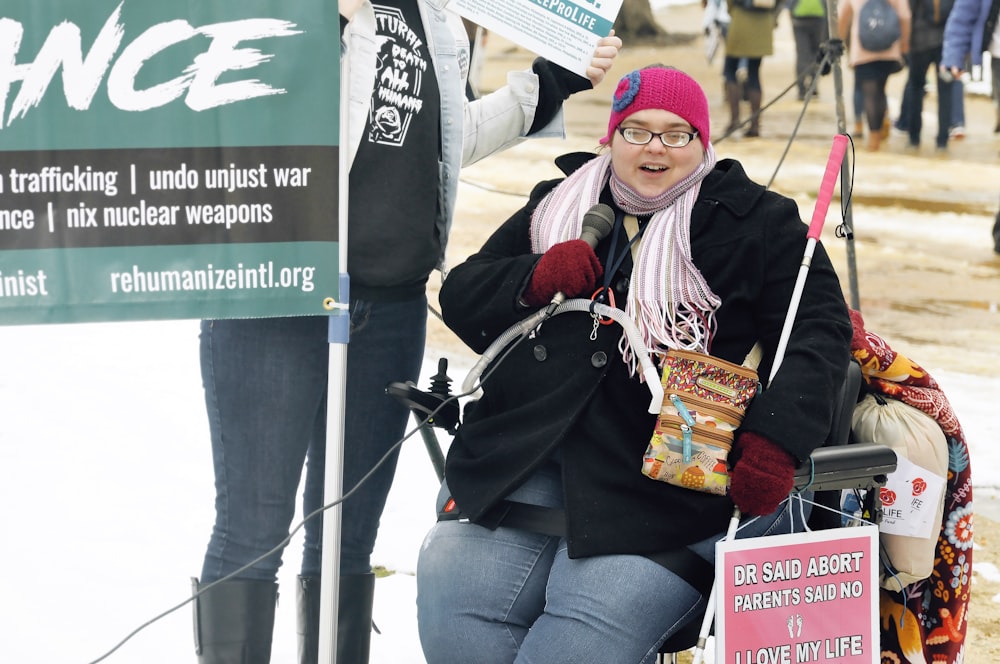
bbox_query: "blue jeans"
[416,469,812,664]
[896,73,962,131]
[951,80,965,128]
[199,294,427,582]
[903,46,953,148]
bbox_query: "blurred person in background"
[840,0,912,150]
[722,0,782,136]
[787,0,829,100]
[899,0,956,151]
[942,0,999,251]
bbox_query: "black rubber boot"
[295,573,376,664]
[191,577,278,664]
[337,573,376,664]
[297,576,320,664]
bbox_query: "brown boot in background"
[724,81,742,136]
[866,130,882,151]
[745,88,762,137]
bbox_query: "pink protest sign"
[715,525,879,664]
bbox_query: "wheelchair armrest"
[386,381,461,435]
[794,443,897,493]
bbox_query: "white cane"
[691,134,849,664]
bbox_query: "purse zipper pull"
[669,394,696,463]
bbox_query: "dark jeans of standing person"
[195,295,427,662]
[894,77,961,137]
[792,16,828,100]
[894,70,917,134]
[949,80,965,137]
[903,45,953,150]
[894,63,962,136]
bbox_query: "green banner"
[0,0,341,324]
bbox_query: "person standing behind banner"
[722,0,781,137]
[189,1,622,663]
[415,65,853,663]
[839,0,911,151]
[941,0,1000,252]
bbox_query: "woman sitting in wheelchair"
[415,65,853,664]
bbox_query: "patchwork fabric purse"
[642,346,761,495]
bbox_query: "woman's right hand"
[521,240,603,307]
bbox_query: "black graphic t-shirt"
[349,0,441,298]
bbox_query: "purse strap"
[743,342,763,371]
[623,214,643,264]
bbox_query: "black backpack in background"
[858,0,903,50]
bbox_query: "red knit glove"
[521,239,603,307]
[729,431,797,516]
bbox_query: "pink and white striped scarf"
[530,147,720,373]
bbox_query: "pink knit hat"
[600,66,710,148]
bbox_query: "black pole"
[825,0,861,310]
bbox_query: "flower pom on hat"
[601,66,710,148]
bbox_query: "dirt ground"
[424,3,1000,661]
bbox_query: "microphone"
[580,203,615,250]
[547,204,615,311]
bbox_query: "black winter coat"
[440,153,853,558]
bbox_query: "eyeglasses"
[616,126,698,148]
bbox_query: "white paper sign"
[450,0,623,77]
[878,455,946,539]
